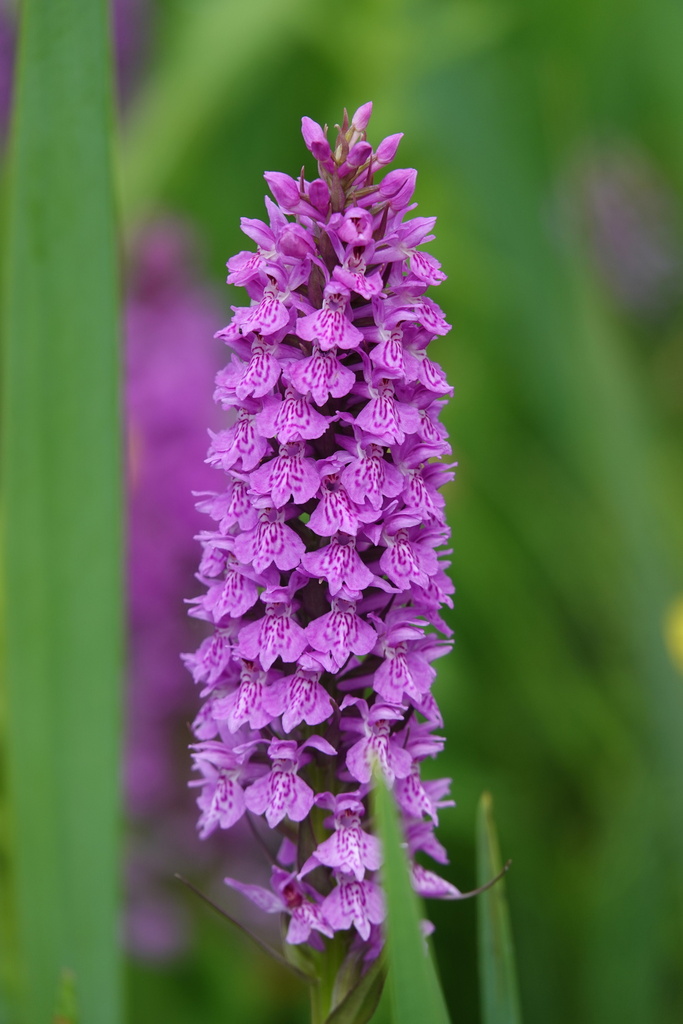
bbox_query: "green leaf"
[373,775,451,1024]
[476,793,522,1024]
[324,953,385,1024]
[1,2,123,1023]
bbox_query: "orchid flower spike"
[185,103,458,1019]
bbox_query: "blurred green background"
[3,0,683,1021]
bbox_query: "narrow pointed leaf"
[476,793,522,1024]
[373,775,451,1024]
[1,2,122,1022]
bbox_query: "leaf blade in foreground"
[476,792,522,1024]
[373,775,451,1024]
[1,1,122,1021]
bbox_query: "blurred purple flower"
[125,221,221,958]
[582,148,681,318]
[112,0,150,107]
[0,0,15,140]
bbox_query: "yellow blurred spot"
[665,596,683,675]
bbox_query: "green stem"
[310,934,347,1024]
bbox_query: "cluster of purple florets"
[185,102,458,957]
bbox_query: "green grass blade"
[1,2,123,1022]
[476,793,522,1024]
[373,776,451,1024]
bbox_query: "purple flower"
[244,736,336,827]
[236,585,308,668]
[226,867,334,945]
[190,739,252,837]
[306,597,378,671]
[186,102,458,994]
[262,654,334,732]
[301,793,382,881]
[341,697,413,785]
[322,877,386,942]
